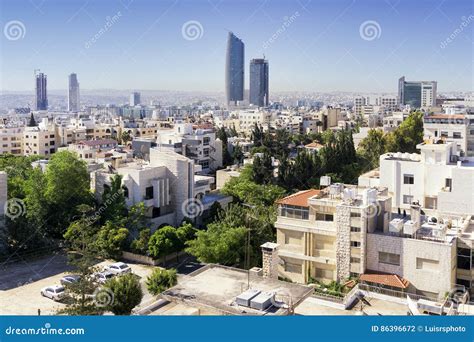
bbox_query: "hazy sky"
[0,0,472,93]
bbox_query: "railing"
[358,283,438,302]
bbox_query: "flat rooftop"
[161,265,313,316]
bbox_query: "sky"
[0,0,473,93]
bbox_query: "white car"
[41,285,65,301]
[106,262,132,275]
[93,271,115,284]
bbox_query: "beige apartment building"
[275,183,471,299]
[0,126,24,155]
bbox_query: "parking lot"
[0,254,158,315]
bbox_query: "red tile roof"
[360,273,410,289]
[275,189,320,207]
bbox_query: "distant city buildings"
[249,58,269,107]
[130,92,141,106]
[35,72,48,111]
[398,76,437,108]
[68,73,80,112]
[225,32,244,106]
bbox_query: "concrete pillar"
[261,242,279,279]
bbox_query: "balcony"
[276,216,336,235]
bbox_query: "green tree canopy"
[146,268,177,296]
[104,273,143,315]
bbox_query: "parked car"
[60,274,81,286]
[105,262,132,275]
[41,285,65,301]
[93,271,115,284]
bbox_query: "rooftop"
[161,264,313,316]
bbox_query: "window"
[199,160,210,169]
[122,186,129,198]
[441,131,448,138]
[203,137,210,145]
[350,241,361,248]
[145,186,154,200]
[350,226,361,232]
[453,132,462,139]
[315,268,333,279]
[403,195,413,204]
[284,262,302,273]
[379,252,400,266]
[315,213,334,221]
[457,248,471,270]
[151,207,161,218]
[445,178,452,189]
[416,258,439,271]
[403,174,414,184]
[203,148,210,157]
[350,212,361,218]
[280,205,309,220]
[350,257,360,263]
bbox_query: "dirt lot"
[0,254,158,315]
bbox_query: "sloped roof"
[275,189,321,207]
[360,273,410,289]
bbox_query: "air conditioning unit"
[389,218,404,234]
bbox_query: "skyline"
[0,0,473,93]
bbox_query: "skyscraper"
[35,72,48,111]
[68,73,80,112]
[249,58,269,107]
[398,76,437,108]
[225,32,244,106]
[130,92,141,106]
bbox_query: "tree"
[130,228,151,255]
[251,153,273,184]
[232,143,244,165]
[28,113,37,127]
[251,123,264,147]
[217,127,232,166]
[176,222,196,250]
[222,166,286,206]
[95,221,129,259]
[186,222,247,266]
[386,112,423,153]
[146,268,177,295]
[44,151,92,237]
[121,131,132,145]
[60,205,104,316]
[148,226,180,260]
[100,174,127,225]
[358,129,387,170]
[103,273,143,315]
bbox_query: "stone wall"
[335,205,351,281]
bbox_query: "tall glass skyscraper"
[249,58,269,107]
[225,32,244,106]
[35,72,48,110]
[68,73,80,112]
[398,76,437,108]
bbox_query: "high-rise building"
[35,72,48,111]
[225,32,244,106]
[398,76,437,108]
[68,73,80,112]
[249,58,269,107]
[130,92,141,106]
